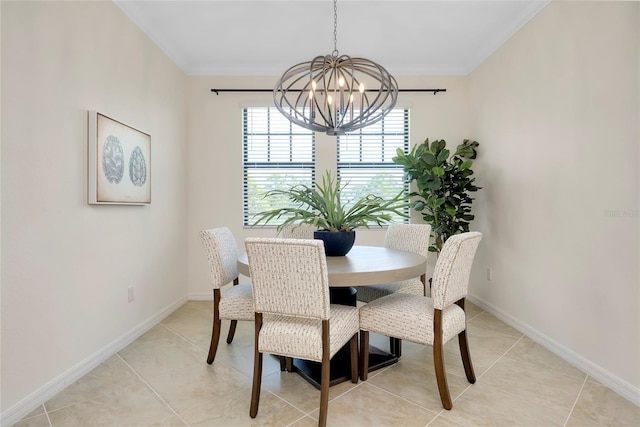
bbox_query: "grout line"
[364,380,441,417]
[476,335,524,381]
[44,405,53,427]
[116,353,191,427]
[563,375,589,427]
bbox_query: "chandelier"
[273,0,398,135]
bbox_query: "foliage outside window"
[337,108,410,223]
[243,107,314,226]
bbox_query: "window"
[337,108,410,222]
[243,107,315,226]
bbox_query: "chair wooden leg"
[250,313,263,418]
[319,320,330,427]
[279,356,286,371]
[226,320,238,344]
[455,298,476,383]
[286,357,293,372]
[359,330,370,381]
[350,334,358,383]
[458,330,476,383]
[207,289,222,364]
[433,309,452,410]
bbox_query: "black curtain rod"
[211,88,446,95]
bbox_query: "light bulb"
[327,95,333,105]
[339,76,345,87]
[359,83,365,93]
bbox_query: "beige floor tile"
[45,356,142,411]
[144,361,251,420]
[572,381,640,426]
[24,405,46,418]
[480,356,583,411]
[261,369,357,414]
[47,383,177,427]
[288,416,320,427]
[565,414,606,426]
[443,338,504,378]
[147,415,188,426]
[308,382,437,427]
[160,303,214,349]
[189,386,305,426]
[367,347,472,413]
[437,382,568,426]
[183,299,212,314]
[13,414,51,427]
[467,312,523,338]
[117,325,205,380]
[213,341,285,380]
[26,302,636,427]
[466,323,522,356]
[503,336,587,380]
[464,300,484,319]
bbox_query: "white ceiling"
[114,0,550,76]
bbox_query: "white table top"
[237,245,427,287]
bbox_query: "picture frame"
[88,111,151,205]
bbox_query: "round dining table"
[237,245,427,287]
[237,245,427,389]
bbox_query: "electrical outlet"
[128,286,134,303]
[486,268,492,281]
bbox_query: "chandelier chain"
[332,0,338,57]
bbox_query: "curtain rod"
[210,88,446,95]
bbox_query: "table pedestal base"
[289,286,399,390]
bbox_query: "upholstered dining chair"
[355,223,431,303]
[359,231,482,410]
[200,227,254,364]
[356,223,431,357]
[245,237,359,427]
[277,222,316,239]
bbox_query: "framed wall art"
[88,111,151,205]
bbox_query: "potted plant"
[392,139,481,253]
[252,170,408,255]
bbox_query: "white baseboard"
[0,296,187,427]
[467,293,640,407]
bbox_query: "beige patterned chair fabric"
[200,227,254,364]
[358,231,482,410]
[245,237,358,361]
[277,222,316,240]
[356,223,431,303]
[245,237,359,426]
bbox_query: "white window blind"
[337,108,409,223]
[243,107,315,226]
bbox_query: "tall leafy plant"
[252,170,408,232]
[393,139,480,253]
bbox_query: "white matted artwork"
[88,111,151,205]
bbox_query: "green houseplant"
[393,139,480,253]
[252,170,408,255]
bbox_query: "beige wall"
[186,75,470,297]
[468,0,639,395]
[1,0,188,416]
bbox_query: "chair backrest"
[245,238,330,320]
[278,223,316,239]
[431,231,482,310]
[200,227,240,289]
[385,223,431,260]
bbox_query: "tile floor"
[15,301,640,427]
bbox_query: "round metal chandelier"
[273,0,398,135]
